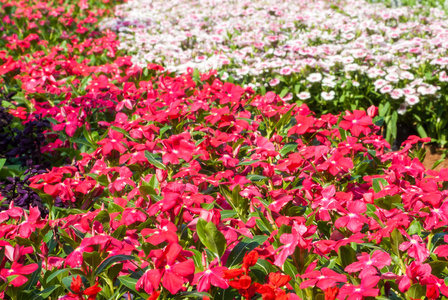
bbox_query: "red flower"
[421,275,448,299]
[216,82,245,104]
[316,150,353,176]
[339,110,373,136]
[288,115,314,136]
[222,251,259,299]
[161,133,196,165]
[97,129,128,155]
[141,220,178,245]
[67,276,102,300]
[144,243,195,295]
[324,286,339,300]
[256,272,292,300]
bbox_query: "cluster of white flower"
[101,0,448,113]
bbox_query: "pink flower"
[399,235,429,262]
[338,276,380,300]
[0,262,38,287]
[193,259,229,292]
[97,130,128,155]
[269,78,280,86]
[345,251,391,278]
[334,201,369,233]
[300,268,347,290]
[274,222,314,266]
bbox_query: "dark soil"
[423,144,448,171]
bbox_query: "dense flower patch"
[101,0,448,146]
[1,0,448,299]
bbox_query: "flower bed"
[101,0,448,146]
[1,0,448,300]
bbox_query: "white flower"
[439,71,448,82]
[322,77,336,88]
[397,103,408,115]
[221,72,229,80]
[297,92,311,100]
[405,95,420,105]
[380,85,393,94]
[417,85,437,95]
[400,71,414,80]
[385,73,400,83]
[390,89,404,99]
[403,87,416,95]
[374,79,387,89]
[307,73,322,83]
[321,91,335,101]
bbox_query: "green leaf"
[338,245,356,268]
[24,261,41,290]
[83,251,102,270]
[251,259,277,282]
[246,174,267,182]
[159,125,172,137]
[389,111,398,142]
[338,128,347,141]
[144,151,166,170]
[46,268,70,283]
[256,219,271,235]
[390,228,404,256]
[0,158,6,170]
[110,126,132,139]
[372,178,388,193]
[432,159,445,170]
[279,87,289,98]
[429,261,448,276]
[174,291,212,299]
[407,220,422,236]
[118,276,148,298]
[94,255,134,277]
[31,285,60,300]
[378,102,390,117]
[373,116,384,127]
[407,284,426,299]
[226,236,268,268]
[93,210,110,233]
[280,143,298,156]
[374,195,401,210]
[196,219,227,257]
[416,124,428,138]
[237,159,260,166]
[220,210,237,219]
[273,105,295,133]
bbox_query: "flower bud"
[40,242,49,257]
[367,105,378,118]
[156,169,168,183]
